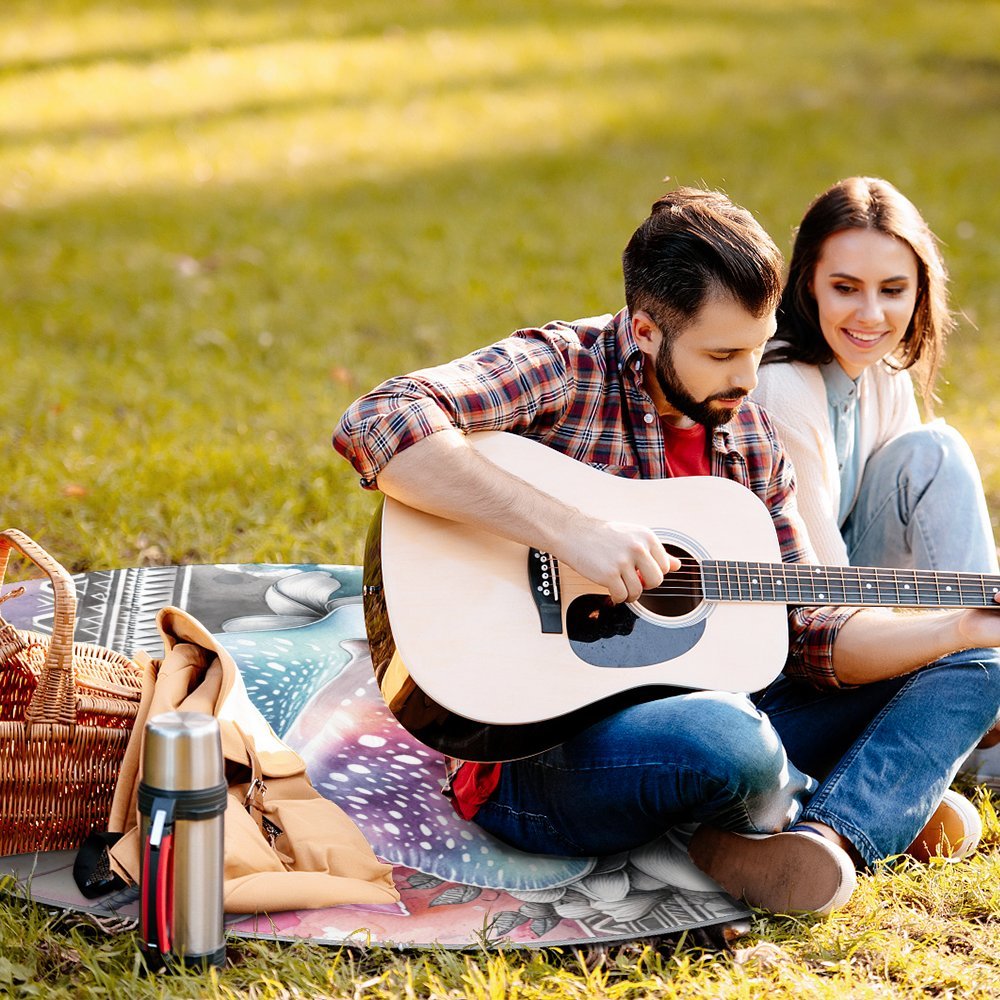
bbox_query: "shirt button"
[643,413,655,424]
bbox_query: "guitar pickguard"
[566,594,706,667]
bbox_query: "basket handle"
[0,528,78,728]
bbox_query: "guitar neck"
[702,561,1000,609]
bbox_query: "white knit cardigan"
[752,359,921,566]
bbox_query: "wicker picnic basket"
[0,528,144,856]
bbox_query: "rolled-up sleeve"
[333,332,573,488]
[785,605,858,687]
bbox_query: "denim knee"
[936,648,1000,732]
[672,692,812,832]
[677,692,790,797]
[875,422,978,496]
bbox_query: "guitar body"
[363,432,789,761]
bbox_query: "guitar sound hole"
[636,543,703,618]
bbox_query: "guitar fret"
[789,565,808,604]
[841,566,862,605]
[701,561,715,601]
[937,571,963,607]
[718,560,730,601]
[754,563,774,601]
[730,560,742,602]
[896,568,920,606]
[775,564,786,603]
[980,574,1000,607]
[767,564,782,603]
[961,573,984,604]
[738,563,749,601]
[816,564,842,604]
[854,566,878,605]
[703,561,722,602]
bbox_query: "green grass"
[3,0,1000,995]
[4,799,1000,997]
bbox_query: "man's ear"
[631,310,662,357]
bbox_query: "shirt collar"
[616,308,645,379]
[711,423,734,455]
[618,307,736,455]
[820,359,860,406]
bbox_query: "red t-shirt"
[448,421,710,820]
[660,419,710,477]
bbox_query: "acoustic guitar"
[362,431,1000,762]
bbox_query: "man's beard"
[654,339,748,429]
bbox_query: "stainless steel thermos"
[139,711,227,970]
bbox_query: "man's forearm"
[832,607,990,684]
[376,428,579,554]
[375,429,676,604]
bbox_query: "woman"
[753,176,1000,854]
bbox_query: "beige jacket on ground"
[107,606,398,915]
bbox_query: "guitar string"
[555,565,1000,605]
[547,560,1000,586]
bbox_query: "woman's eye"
[882,286,906,297]
[710,353,734,361]
[833,283,855,294]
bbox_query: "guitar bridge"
[528,549,563,633]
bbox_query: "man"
[333,188,1000,915]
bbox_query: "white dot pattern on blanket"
[222,593,592,891]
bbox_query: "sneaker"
[906,789,982,862]
[687,827,857,915]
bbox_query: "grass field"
[3,1,1000,996]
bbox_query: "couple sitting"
[333,178,1000,915]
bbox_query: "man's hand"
[555,515,681,604]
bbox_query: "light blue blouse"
[820,360,864,527]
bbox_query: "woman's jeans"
[842,422,1000,783]
[842,422,999,574]
[476,427,1000,867]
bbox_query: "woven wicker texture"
[0,529,143,855]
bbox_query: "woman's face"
[811,228,919,379]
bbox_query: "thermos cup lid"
[142,711,225,791]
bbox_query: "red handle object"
[141,799,176,964]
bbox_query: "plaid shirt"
[334,310,859,801]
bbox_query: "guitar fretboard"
[701,561,1000,609]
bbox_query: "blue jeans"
[475,649,1000,868]
[474,691,815,857]
[843,423,999,574]
[841,422,1000,785]
[755,647,1000,865]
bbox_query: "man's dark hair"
[622,187,783,340]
